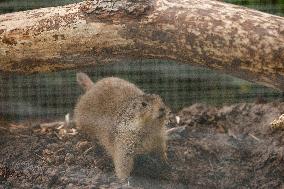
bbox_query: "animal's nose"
[159,108,165,112]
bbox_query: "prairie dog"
[74,73,169,180]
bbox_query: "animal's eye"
[141,102,147,107]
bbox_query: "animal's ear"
[76,72,94,91]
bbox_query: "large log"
[0,0,283,90]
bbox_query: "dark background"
[0,0,283,119]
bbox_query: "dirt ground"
[1,102,284,189]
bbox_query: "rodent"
[74,72,169,180]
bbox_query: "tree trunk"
[0,0,283,90]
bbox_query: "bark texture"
[0,0,283,90]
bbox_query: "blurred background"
[1,0,283,16]
[0,0,283,120]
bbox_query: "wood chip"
[270,114,284,130]
[40,122,64,129]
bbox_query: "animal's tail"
[76,72,94,91]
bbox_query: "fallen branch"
[0,0,283,90]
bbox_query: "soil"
[1,102,284,189]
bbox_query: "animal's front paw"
[119,176,134,188]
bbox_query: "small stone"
[167,126,188,140]
[64,153,75,165]
[66,183,74,189]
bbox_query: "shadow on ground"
[0,102,284,188]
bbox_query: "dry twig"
[248,133,261,142]
[83,147,93,155]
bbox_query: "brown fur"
[74,73,169,180]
